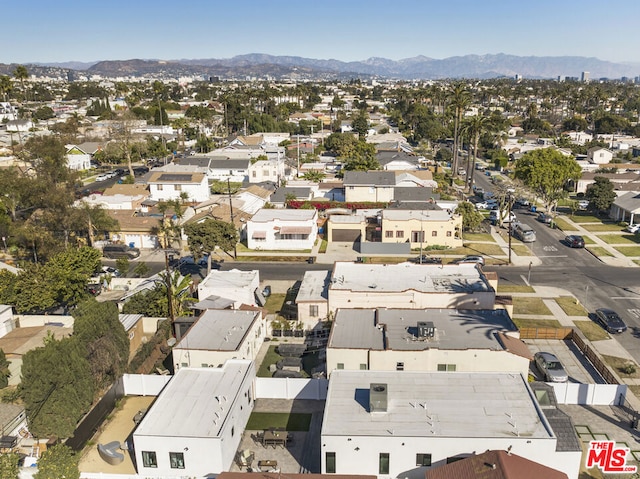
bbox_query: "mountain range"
[8,53,640,80]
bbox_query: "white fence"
[255,377,328,400]
[549,382,627,405]
[122,374,172,396]
[16,315,74,328]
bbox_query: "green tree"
[33,444,79,479]
[0,349,10,388]
[350,110,369,138]
[0,451,19,479]
[585,176,616,213]
[0,270,17,306]
[12,65,28,102]
[448,83,471,177]
[184,218,239,258]
[323,132,358,155]
[157,270,195,322]
[514,148,582,212]
[456,201,485,231]
[32,106,55,121]
[0,75,13,102]
[303,170,326,182]
[341,140,379,171]
[132,262,150,278]
[72,299,129,389]
[122,287,168,317]
[115,257,130,276]
[21,338,94,438]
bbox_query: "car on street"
[564,235,585,248]
[453,255,485,266]
[410,255,442,264]
[475,200,498,210]
[594,308,627,334]
[95,173,111,182]
[578,200,589,210]
[537,212,553,224]
[533,352,568,383]
[626,224,640,234]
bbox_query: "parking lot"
[525,339,605,384]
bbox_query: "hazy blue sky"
[6,0,640,64]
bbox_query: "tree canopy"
[33,444,80,479]
[184,218,239,257]
[341,140,379,171]
[514,148,582,212]
[585,176,616,213]
[456,201,485,231]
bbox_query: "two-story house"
[147,172,209,202]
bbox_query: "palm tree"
[13,65,28,102]
[156,270,196,323]
[0,76,13,102]
[448,83,470,177]
[461,115,490,193]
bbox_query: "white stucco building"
[247,209,318,251]
[197,269,261,308]
[296,270,331,329]
[133,360,255,477]
[148,172,210,202]
[321,370,581,479]
[326,308,528,376]
[172,309,265,371]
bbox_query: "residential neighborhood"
[2,46,640,479]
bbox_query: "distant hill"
[3,53,640,80]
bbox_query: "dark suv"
[595,308,627,333]
[102,244,140,259]
[564,235,585,248]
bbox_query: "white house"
[0,305,15,339]
[587,147,613,165]
[247,209,318,251]
[65,145,92,171]
[208,157,251,183]
[132,360,255,477]
[147,172,210,202]
[172,309,265,371]
[248,157,287,184]
[321,370,581,479]
[328,262,497,312]
[197,269,261,309]
[296,271,331,329]
[326,308,529,376]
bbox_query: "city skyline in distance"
[5,0,640,65]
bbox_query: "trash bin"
[632,418,639,430]
[530,206,537,213]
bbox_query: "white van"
[512,223,536,242]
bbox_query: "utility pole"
[508,194,513,265]
[228,178,237,259]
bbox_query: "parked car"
[453,255,485,266]
[262,285,272,298]
[95,173,111,182]
[101,266,121,277]
[537,212,553,224]
[578,200,589,210]
[86,283,102,296]
[410,255,442,264]
[595,308,627,334]
[102,244,140,259]
[475,200,498,210]
[534,352,568,383]
[564,235,585,248]
[626,224,640,234]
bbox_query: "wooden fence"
[519,327,574,340]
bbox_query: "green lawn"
[573,321,610,341]
[237,256,311,262]
[246,412,312,431]
[552,217,575,231]
[614,246,640,257]
[568,213,604,223]
[257,345,284,377]
[264,293,286,315]
[512,318,563,329]
[318,238,328,253]
[554,296,588,317]
[597,234,640,245]
[580,223,626,232]
[497,284,535,293]
[513,297,553,316]
[511,244,532,256]
[586,246,614,257]
[601,355,640,379]
[462,233,495,242]
[445,243,505,256]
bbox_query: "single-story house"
[247,209,318,251]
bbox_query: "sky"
[5,0,640,65]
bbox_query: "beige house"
[343,171,396,202]
[326,308,529,377]
[587,147,613,164]
[295,271,331,329]
[380,209,462,248]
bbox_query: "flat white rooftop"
[250,209,316,222]
[134,360,253,438]
[323,370,553,440]
[330,262,490,294]
[199,269,258,291]
[296,270,330,302]
[174,310,259,351]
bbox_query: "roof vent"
[417,321,435,338]
[370,383,387,412]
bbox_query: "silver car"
[534,352,568,383]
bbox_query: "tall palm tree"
[448,83,470,177]
[0,76,13,102]
[157,270,196,324]
[13,65,28,102]
[462,115,490,193]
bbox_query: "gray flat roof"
[382,209,451,221]
[199,269,259,291]
[322,370,553,439]
[135,360,253,438]
[296,270,330,302]
[330,262,490,294]
[174,310,259,351]
[329,308,515,351]
[250,209,316,222]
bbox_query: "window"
[368,187,375,194]
[396,230,404,238]
[142,451,157,468]
[437,363,456,371]
[360,363,367,370]
[231,426,235,436]
[446,231,452,237]
[157,185,163,191]
[337,363,344,370]
[326,452,336,473]
[446,455,466,464]
[385,231,393,238]
[310,305,319,317]
[129,331,135,340]
[169,452,185,469]
[263,169,269,176]
[411,231,425,242]
[432,230,437,237]
[252,171,257,177]
[379,453,390,474]
[416,453,432,466]
[175,184,182,191]
[396,362,404,371]
[181,362,188,368]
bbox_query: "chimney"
[370,383,387,412]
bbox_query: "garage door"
[332,229,361,242]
